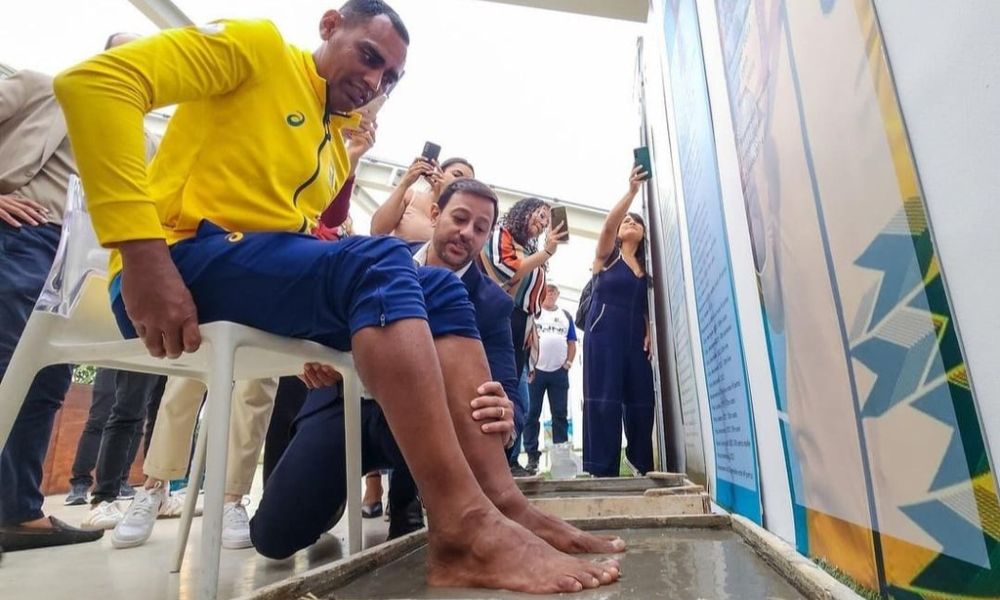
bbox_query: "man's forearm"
[507,250,548,287]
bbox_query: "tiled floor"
[0,468,392,600]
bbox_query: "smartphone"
[550,205,569,243]
[421,141,442,163]
[356,94,388,122]
[633,146,652,181]
[343,95,387,139]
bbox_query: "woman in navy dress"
[583,167,654,477]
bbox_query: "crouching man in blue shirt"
[250,178,524,556]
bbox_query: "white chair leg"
[171,405,209,573]
[343,374,363,555]
[198,346,235,600]
[0,313,58,450]
[0,316,55,451]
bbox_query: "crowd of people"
[0,0,655,594]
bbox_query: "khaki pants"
[143,377,278,496]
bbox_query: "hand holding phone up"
[633,146,652,182]
[549,205,570,244]
[628,165,648,195]
[420,142,443,190]
[401,156,436,188]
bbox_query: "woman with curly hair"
[480,197,567,377]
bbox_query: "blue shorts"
[110,221,479,350]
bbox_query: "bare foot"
[427,506,620,594]
[503,500,627,554]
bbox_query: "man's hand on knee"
[300,362,343,389]
[471,381,516,448]
[120,240,201,359]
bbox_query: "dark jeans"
[0,222,73,526]
[524,368,570,461]
[69,368,143,488]
[261,376,309,486]
[250,388,415,559]
[506,366,530,466]
[89,371,166,505]
[510,308,529,377]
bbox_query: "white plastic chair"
[0,176,364,600]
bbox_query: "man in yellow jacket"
[54,0,621,593]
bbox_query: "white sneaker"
[81,501,124,530]
[221,500,252,549]
[149,490,204,519]
[111,483,166,549]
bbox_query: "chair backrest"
[34,175,122,342]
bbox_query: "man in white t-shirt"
[524,283,577,473]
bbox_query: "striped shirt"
[479,226,546,316]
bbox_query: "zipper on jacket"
[292,116,332,207]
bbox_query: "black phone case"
[422,142,441,162]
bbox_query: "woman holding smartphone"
[582,167,654,477]
[480,197,567,377]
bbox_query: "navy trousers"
[0,223,73,525]
[261,376,309,486]
[506,366,530,466]
[524,368,570,461]
[583,307,655,477]
[249,387,415,559]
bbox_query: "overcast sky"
[1,0,643,209]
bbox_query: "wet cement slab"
[516,475,688,496]
[329,528,807,599]
[523,488,669,499]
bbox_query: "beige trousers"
[143,377,278,496]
